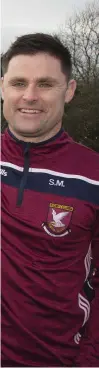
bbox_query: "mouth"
[18,108,43,115]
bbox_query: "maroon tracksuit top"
[1,128,99,366]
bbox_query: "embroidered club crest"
[42,203,73,237]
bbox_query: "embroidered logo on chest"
[42,202,73,237]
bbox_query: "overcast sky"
[1,0,93,52]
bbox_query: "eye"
[39,82,52,88]
[12,82,26,87]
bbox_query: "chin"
[15,127,41,137]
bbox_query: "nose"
[23,85,39,102]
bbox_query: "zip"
[17,143,31,206]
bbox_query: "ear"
[0,77,4,100]
[65,79,77,103]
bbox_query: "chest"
[2,172,95,260]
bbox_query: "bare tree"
[57,2,99,152]
[59,1,99,83]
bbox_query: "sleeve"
[75,211,99,367]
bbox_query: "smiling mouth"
[18,108,43,114]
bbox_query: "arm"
[75,211,99,367]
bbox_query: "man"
[1,33,99,367]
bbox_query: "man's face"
[1,53,76,142]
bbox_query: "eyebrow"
[8,77,27,84]
[37,77,58,84]
[8,76,58,84]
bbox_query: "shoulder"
[69,139,99,182]
[1,131,7,141]
[72,140,99,161]
[56,130,99,181]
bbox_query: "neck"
[8,124,62,143]
[8,126,64,145]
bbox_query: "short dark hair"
[1,33,72,81]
